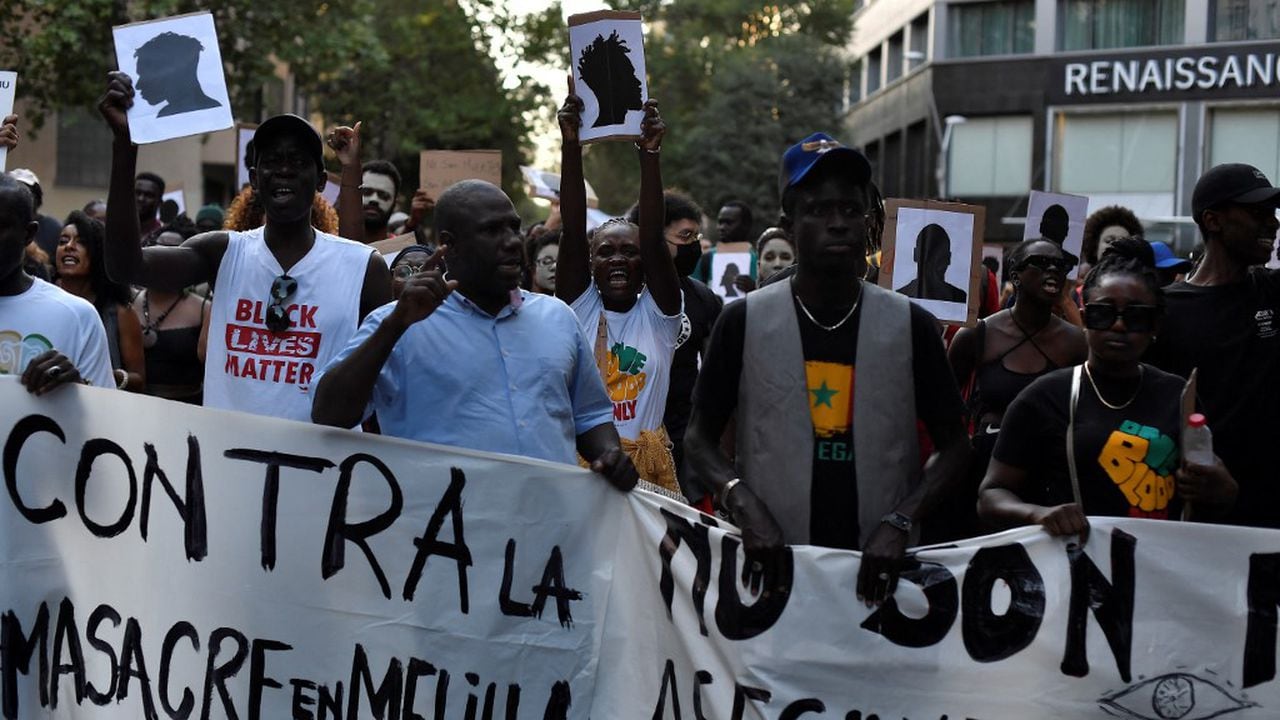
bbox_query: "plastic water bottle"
[1183,413,1214,467]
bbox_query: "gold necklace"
[1083,362,1144,410]
[792,278,861,332]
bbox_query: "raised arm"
[312,250,455,428]
[0,114,17,151]
[327,122,365,243]
[554,83,590,305]
[635,101,680,315]
[98,72,224,291]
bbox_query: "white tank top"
[203,227,373,421]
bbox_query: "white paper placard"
[709,243,752,303]
[235,123,256,190]
[568,12,647,144]
[112,12,234,144]
[890,207,977,323]
[161,187,186,217]
[0,71,15,172]
[1024,190,1089,278]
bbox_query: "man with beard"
[98,72,391,421]
[361,160,401,243]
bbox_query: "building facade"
[845,0,1280,248]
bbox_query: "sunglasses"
[1018,254,1074,273]
[1083,303,1160,333]
[265,274,298,333]
[666,228,703,246]
[393,263,424,280]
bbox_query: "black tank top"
[973,319,1060,423]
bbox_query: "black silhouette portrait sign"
[113,12,233,144]
[1023,190,1088,278]
[568,11,648,143]
[880,199,986,326]
[710,242,752,304]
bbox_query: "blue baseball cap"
[1149,241,1192,270]
[779,132,872,199]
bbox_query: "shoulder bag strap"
[1066,364,1084,509]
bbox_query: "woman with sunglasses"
[937,240,1087,540]
[978,239,1237,537]
[556,86,684,495]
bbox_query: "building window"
[867,47,883,94]
[1060,0,1186,50]
[847,59,863,109]
[1214,0,1280,40]
[1055,111,1178,193]
[908,13,929,71]
[948,116,1033,196]
[56,109,113,189]
[887,31,905,83]
[1210,106,1280,186]
[949,0,1035,57]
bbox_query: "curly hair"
[625,189,703,227]
[223,185,338,234]
[1081,236,1163,309]
[54,211,133,307]
[1082,205,1143,265]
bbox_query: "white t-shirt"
[203,227,374,421]
[0,278,114,388]
[570,283,682,440]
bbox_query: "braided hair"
[1081,237,1162,308]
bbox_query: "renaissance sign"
[3,380,1280,719]
[1049,41,1280,104]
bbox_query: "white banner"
[3,379,1280,719]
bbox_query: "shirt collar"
[452,288,525,320]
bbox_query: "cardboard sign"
[0,71,15,172]
[880,199,986,326]
[709,241,752,304]
[419,149,502,199]
[1024,190,1089,277]
[234,122,256,190]
[112,12,234,144]
[568,11,647,144]
[5,382,1280,718]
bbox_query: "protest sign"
[881,199,986,326]
[112,12,234,144]
[0,71,15,172]
[709,241,752,304]
[6,381,1280,719]
[235,122,256,190]
[419,150,502,201]
[521,165,600,208]
[1025,190,1089,277]
[161,186,186,219]
[568,11,647,144]
[320,170,341,206]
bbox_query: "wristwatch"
[716,478,742,511]
[881,511,913,532]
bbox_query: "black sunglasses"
[1018,254,1074,273]
[1083,303,1160,333]
[265,274,298,333]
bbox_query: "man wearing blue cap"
[97,72,392,421]
[1146,163,1280,529]
[684,132,969,606]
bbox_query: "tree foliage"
[583,0,855,233]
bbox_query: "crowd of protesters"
[3,66,1280,600]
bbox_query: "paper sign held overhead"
[0,71,15,172]
[880,198,987,326]
[1024,190,1089,278]
[112,12,234,144]
[568,11,647,144]
[234,123,256,190]
[419,149,502,200]
[521,165,600,208]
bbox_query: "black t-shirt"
[692,290,964,550]
[994,365,1185,519]
[664,277,724,445]
[1144,269,1280,527]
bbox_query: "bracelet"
[716,478,742,511]
[115,369,128,389]
[634,143,659,155]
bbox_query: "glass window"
[887,31,905,83]
[1214,0,1280,40]
[56,109,113,189]
[1210,107,1280,185]
[1060,0,1186,50]
[949,0,1035,57]
[1055,111,1178,193]
[949,116,1034,196]
[867,47,883,94]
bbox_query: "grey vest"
[738,280,921,547]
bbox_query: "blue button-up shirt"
[319,290,613,464]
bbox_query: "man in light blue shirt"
[312,180,636,490]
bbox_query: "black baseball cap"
[245,114,324,174]
[779,132,872,199]
[1191,163,1280,222]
